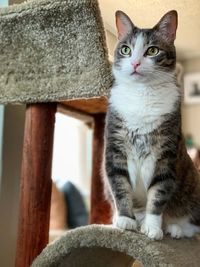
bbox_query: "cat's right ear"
[115,11,134,40]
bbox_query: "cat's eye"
[146,46,159,56]
[120,45,131,56]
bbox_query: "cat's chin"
[130,74,148,84]
[113,68,151,85]
[115,75,148,86]
[129,73,162,85]
[130,74,143,81]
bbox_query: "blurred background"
[1,0,200,266]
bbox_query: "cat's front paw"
[114,215,137,231]
[165,224,183,239]
[141,222,163,240]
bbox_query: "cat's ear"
[154,10,178,43]
[115,11,134,40]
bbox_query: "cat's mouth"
[131,71,142,76]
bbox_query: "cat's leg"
[141,178,175,240]
[109,173,137,230]
[105,145,137,231]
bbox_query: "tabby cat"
[104,10,200,240]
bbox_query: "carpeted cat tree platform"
[32,225,200,267]
[0,0,111,103]
[1,0,200,266]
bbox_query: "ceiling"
[98,0,200,61]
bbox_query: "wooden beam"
[15,103,57,267]
[9,0,24,5]
[90,114,112,224]
[62,96,108,114]
[58,104,94,126]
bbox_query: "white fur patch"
[140,154,156,189]
[127,156,148,207]
[127,145,156,210]
[166,224,183,239]
[113,215,137,231]
[127,156,138,189]
[131,33,145,64]
[141,213,163,240]
[181,223,200,237]
[110,82,179,134]
[165,217,200,238]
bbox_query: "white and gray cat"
[104,10,200,240]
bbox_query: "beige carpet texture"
[0,0,112,104]
[32,225,200,267]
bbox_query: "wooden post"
[90,113,112,224]
[15,103,57,267]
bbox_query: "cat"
[103,10,200,240]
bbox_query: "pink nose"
[132,61,141,69]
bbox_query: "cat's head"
[113,10,178,85]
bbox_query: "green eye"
[146,46,159,56]
[120,45,131,56]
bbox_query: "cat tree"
[32,225,200,267]
[1,0,200,266]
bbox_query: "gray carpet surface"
[0,0,112,104]
[32,224,200,267]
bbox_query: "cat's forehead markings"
[132,33,145,58]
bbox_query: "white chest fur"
[110,81,179,208]
[127,151,156,210]
[110,81,179,134]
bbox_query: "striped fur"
[103,10,200,240]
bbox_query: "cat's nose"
[132,61,141,69]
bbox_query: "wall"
[182,57,200,146]
[105,30,117,61]
[52,113,93,196]
[0,106,4,181]
[0,0,8,7]
[0,105,25,267]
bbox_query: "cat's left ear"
[154,10,178,43]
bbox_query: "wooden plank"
[15,103,57,267]
[58,104,94,126]
[9,0,24,4]
[90,113,112,224]
[62,96,108,114]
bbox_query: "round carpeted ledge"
[32,224,200,267]
[0,0,112,104]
